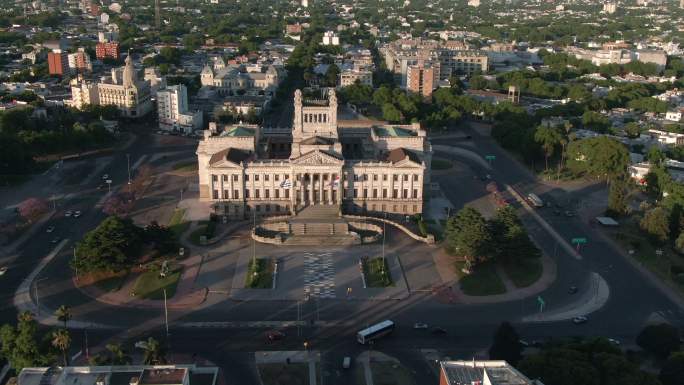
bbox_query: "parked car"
[0,266,8,276]
[413,322,428,329]
[73,211,82,218]
[572,316,588,324]
[51,237,61,244]
[564,210,576,217]
[266,330,285,341]
[46,226,55,233]
[568,286,578,294]
[101,174,109,180]
[64,210,72,217]
[607,338,621,346]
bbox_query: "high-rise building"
[67,48,92,72]
[322,31,340,46]
[406,63,436,99]
[157,84,203,133]
[47,50,69,76]
[603,1,617,14]
[96,41,120,60]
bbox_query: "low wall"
[348,221,383,244]
[251,230,285,245]
[343,215,435,244]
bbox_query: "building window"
[233,175,238,182]
[245,175,250,181]
[373,189,378,198]
[275,189,280,198]
[373,174,378,181]
[234,189,239,199]
[285,190,290,198]
[403,174,409,181]
[413,174,419,181]
[213,190,218,199]
[275,174,280,181]
[363,174,368,181]
[413,204,418,212]
[363,189,367,198]
[354,189,358,198]
[393,189,398,199]
[354,174,359,181]
[212,175,218,182]
[383,189,388,198]
[383,174,388,181]
[393,175,398,181]
[265,189,270,198]
[285,174,289,180]
[403,189,408,199]
[255,174,260,181]
[222,175,228,181]
[245,189,250,198]
[413,189,418,199]
[265,174,270,181]
[224,189,229,198]
[255,189,260,198]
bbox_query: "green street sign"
[571,237,587,244]
[485,155,496,161]
[537,296,545,306]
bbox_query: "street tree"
[636,323,681,359]
[51,329,71,367]
[72,216,142,273]
[54,305,71,329]
[639,207,670,243]
[18,197,49,223]
[0,312,49,371]
[444,207,492,263]
[488,322,522,365]
[565,137,630,182]
[607,176,630,217]
[142,337,167,365]
[534,125,562,171]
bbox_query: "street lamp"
[127,153,132,185]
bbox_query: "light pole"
[127,153,131,185]
[252,209,257,275]
[34,277,48,316]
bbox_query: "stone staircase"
[294,205,340,219]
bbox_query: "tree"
[143,221,178,254]
[640,207,670,243]
[636,323,681,359]
[534,125,562,171]
[660,352,684,385]
[444,207,492,263]
[0,312,48,371]
[102,192,134,216]
[607,177,630,216]
[381,103,402,122]
[488,322,522,365]
[142,337,167,365]
[55,305,71,329]
[324,64,340,87]
[18,197,49,223]
[469,75,488,90]
[51,329,71,367]
[106,343,132,365]
[490,206,541,261]
[624,122,642,139]
[72,216,142,273]
[566,137,630,182]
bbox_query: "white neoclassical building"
[196,89,432,219]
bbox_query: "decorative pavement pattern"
[303,252,336,299]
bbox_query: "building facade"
[200,61,282,97]
[157,84,203,133]
[96,41,120,60]
[406,63,436,99]
[339,69,373,87]
[48,50,69,76]
[67,48,92,73]
[197,89,432,219]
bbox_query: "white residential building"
[665,109,683,122]
[157,84,203,133]
[322,31,340,46]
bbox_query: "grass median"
[131,266,182,300]
[501,257,543,288]
[245,257,275,288]
[458,260,506,296]
[362,257,394,287]
[257,362,310,385]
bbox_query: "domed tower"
[122,54,136,88]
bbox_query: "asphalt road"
[1,125,683,385]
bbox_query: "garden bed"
[362,257,394,287]
[245,257,275,288]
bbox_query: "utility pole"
[127,153,132,185]
[252,209,257,272]
[34,277,47,316]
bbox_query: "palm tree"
[51,329,71,367]
[534,125,562,171]
[55,305,71,329]
[143,337,167,365]
[18,311,34,323]
[106,343,132,365]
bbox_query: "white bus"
[527,193,544,208]
[357,320,395,344]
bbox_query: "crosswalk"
[303,252,336,299]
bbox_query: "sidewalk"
[254,351,320,385]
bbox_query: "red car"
[266,330,285,341]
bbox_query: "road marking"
[131,155,148,171]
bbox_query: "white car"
[46,226,55,233]
[64,210,73,217]
[607,338,620,346]
[572,316,588,324]
[73,211,82,218]
[102,174,109,180]
[413,322,428,329]
[0,266,7,276]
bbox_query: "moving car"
[413,322,428,329]
[0,266,8,276]
[46,226,55,233]
[572,316,588,324]
[102,174,109,180]
[342,357,351,369]
[568,286,578,294]
[73,211,82,218]
[607,338,620,346]
[51,237,61,244]
[64,210,73,217]
[431,327,447,335]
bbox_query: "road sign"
[485,155,496,161]
[571,237,587,244]
[537,296,545,312]
[105,179,112,184]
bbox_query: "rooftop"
[18,366,217,385]
[373,126,416,137]
[220,126,256,137]
[139,368,187,385]
[440,361,540,385]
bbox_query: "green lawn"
[362,257,394,287]
[459,260,506,296]
[431,159,453,171]
[370,361,416,385]
[131,267,182,300]
[172,161,198,172]
[168,208,189,238]
[257,363,310,385]
[502,257,543,288]
[245,258,274,288]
